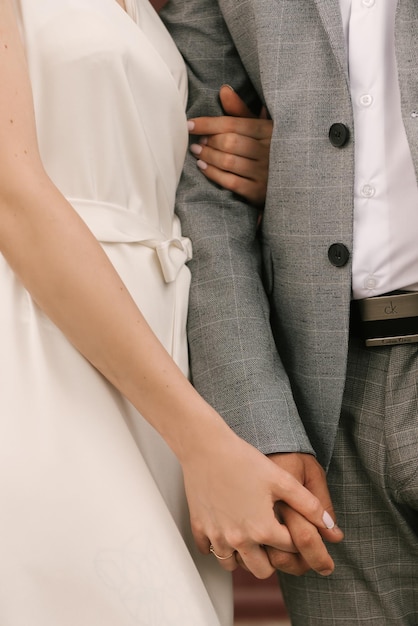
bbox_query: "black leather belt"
[351,291,418,347]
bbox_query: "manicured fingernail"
[190,143,202,156]
[221,83,235,92]
[200,136,208,145]
[187,120,195,131]
[197,159,207,170]
[322,511,335,529]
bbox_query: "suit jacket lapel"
[314,0,348,84]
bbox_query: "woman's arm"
[0,0,337,579]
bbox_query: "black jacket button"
[329,123,350,147]
[328,243,350,267]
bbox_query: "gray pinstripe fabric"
[160,0,418,622]
[279,336,418,625]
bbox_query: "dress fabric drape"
[0,1,233,624]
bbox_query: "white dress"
[0,0,233,624]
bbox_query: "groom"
[161,1,418,625]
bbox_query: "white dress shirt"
[339,0,418,299]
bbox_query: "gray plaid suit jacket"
[161,0,418,469]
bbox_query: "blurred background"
[233,569,290,625]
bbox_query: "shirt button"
[362,0,375,7]
[364,276,377,290]
[360,184,375,198]
[359,94,373,107]
[328,243,350,267]
[328,123,350,148]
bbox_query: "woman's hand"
[179,413,341,580]
[188,85,272,207]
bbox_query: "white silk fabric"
[0,1,232,624]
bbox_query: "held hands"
[265,452,344,576]
[188,85,272,207]
[180,421,342,580]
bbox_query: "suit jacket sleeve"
[160,0,315,456]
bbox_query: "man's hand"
[262,453,344,576]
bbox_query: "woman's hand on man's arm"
[188,84,272,208]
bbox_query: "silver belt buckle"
[364,334,418,347]
[358,292,418,347]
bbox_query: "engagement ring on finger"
[209,544,235,560]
